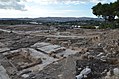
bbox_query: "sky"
[0,0,117,18]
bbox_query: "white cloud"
[0,5,86,18]
[0,0,26,11]
[0,0,116,11]
[26,0,116,4]
[0,0,116,18]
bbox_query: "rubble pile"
[75,29,119,79]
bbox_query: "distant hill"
[0,17,104,22]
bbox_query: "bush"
[80,26,96,29]
[99,22,119,29]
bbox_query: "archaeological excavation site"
[0,25,119,79]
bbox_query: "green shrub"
[99,22,119,29]
[80,26,96,29]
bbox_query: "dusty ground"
[0,25,119,79]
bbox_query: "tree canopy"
[92,0,119,22]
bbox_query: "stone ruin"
[0,41,77,79]
[3,49,42,71]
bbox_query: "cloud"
[26,0,116,5]
[0,0,115,11]
[0,0,26,11]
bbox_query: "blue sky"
[0,0,117,18]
